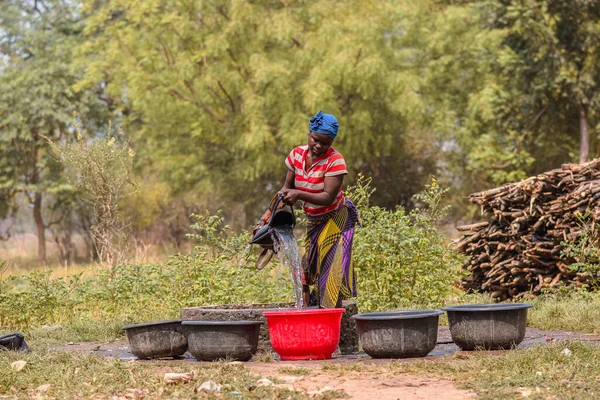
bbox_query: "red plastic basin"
[263,308,344,360]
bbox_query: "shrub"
[0,176,466,337]
[350,175,465,311]
[560,211,600,291]
[50,117,135,270]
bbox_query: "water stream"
[272,226,303,310]
[238,244,252,267]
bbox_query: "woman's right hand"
[253,209,272,234]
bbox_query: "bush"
[0,176,466,338]
[350,175,465,311]
[0,212,293,337]
[560,211,600,291]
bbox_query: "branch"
[170,89,225,123]
[217,80,236,112]
[226,49,247,79]
[354,48,362,67]
[291,37,303,48]
[183,79,196,95]
[46,211,66,228]
[525,104,548,131]
[217,5,230,20]
[22,189,34,205]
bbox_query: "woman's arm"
[281,169,295,191]
[280,174,344,206]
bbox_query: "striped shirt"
[285,145,348,215]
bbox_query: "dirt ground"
[246,362,472,399]
[50,327,600,400]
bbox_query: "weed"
[350,176,466,312]
[278,366,311,375]
[386,342,600,399]
[253,352,275,363]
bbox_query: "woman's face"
[308,131,333,157]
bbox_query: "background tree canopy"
[1,0,598,263]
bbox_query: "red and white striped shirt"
[285,145,348,215]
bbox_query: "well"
[180,301,359,354]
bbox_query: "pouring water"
[272,226,303,310]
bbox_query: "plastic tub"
[182,321,262,361]
[122,320,187,359]
[442,303,532,350]
[352,310,443,358]
[263,308,344,360]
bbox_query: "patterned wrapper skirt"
[302,198,359,309]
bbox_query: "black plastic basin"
[442,303,532,350]
[182,321,262,361]
[352,310,443,358]
[122,320,187,359]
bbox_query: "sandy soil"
[247,362,472,400]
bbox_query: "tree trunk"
[31,132,46,265]
[64,210,74,265]
[33,192,46,265]
[579,103,590,164]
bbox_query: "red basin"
[263,308,344,360]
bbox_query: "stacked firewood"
[456,159,600,299]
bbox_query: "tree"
[405,0,600,217]
[51,119,136,270]
[0,0,107,264]
[485,0,600,165]
[76,0,440,215]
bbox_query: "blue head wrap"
[309,110,339,140]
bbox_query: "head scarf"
[309,110,339,140]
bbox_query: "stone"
[180,301,358,354]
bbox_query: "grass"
[0,348,346,399]
[324,342,600,399]
[527,294,600,334]
[278,367,311,376]
[3,339,599,400]
[26,314,149,345]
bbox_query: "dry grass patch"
[322,342,600,400]
[0,349,348,399]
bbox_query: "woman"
[278,110,359,309]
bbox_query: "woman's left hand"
[280,189,301,205]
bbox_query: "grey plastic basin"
[442,303,532,350]
[352,310,443,358]
[182,321,262,361]
[122,320,187,359]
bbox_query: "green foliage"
[3,0,600,242]
[526,290,600,334]
[50,119,135,268]
[350,175,466,312]
[76,0,441,212]
[54,119,135,205]
[0,0,108,262]
[119,179,170,232]
[560,211,600,290]
[0,176,466,336]
[0,213,293,336]
[480,0,600,168]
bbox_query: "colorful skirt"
[302,198,358,309]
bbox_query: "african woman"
[278,111,359,309]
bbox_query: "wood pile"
[456,159,600,299]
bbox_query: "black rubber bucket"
[182,321,262,361]
[352,310,443,358]
[122,320,188,359]
[249,196,295,249]
[442,303,532,350]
